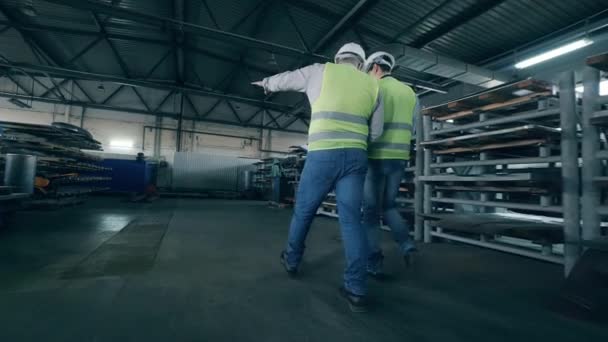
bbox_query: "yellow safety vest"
[368,76,415,160]
[308,63,379,151]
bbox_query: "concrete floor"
[0,197,606,341]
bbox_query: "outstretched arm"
[252,64,323,94]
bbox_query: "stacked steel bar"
[0,120,111,204]
[420,79,577,267]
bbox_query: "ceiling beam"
[410,0,507,48]
[312,0,379,53]
[283,0,390,43]
[0,90,306,134]
[0,20,282,77]
[173,0,185,84]
[279,0,310,52]
[390,0,452,42]
[0,61,295,111]
[91,13,132,77]
[42,0,327,61]
[0,16,444,93]
[0,4,60,67]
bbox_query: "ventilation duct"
[384,44,509,88]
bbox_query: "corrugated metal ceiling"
[425,0,608,63]
[0,0,605,126]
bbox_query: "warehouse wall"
[0,88,307,161]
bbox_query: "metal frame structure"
[579,55,608,260]
[419,79,581,273]
[581,65,602,242]
[0,0,540,137]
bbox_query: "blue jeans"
[285,148,369,296]
[362,159,415,274]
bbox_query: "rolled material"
[4,154,37,194]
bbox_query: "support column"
[63,80,73,123]
[559,71,581,277]
[478,113,492,213]
[80,106,86,128]
[414,110,424,241]
[176,93,184,152]
[154,115,162,158]
[539,146,551,207]
[423,114,433,243]
[581,66,601,241]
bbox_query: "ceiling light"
[515,39,593,69]
[8,98,32,108]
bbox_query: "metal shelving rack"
[252,159,273,199]
[420,79,578,269]
[253,153,304,203]
[581,53,608,253]
[0,121,111,207]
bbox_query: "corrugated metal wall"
[172,152,256,191]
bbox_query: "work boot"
[339,286,368,313]
[280,251,297,277]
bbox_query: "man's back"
[368,76,416,160]
[308,63,380,151]
[379,76,416,128]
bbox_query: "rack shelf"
[590,110,608,126]
[421,77,568,266]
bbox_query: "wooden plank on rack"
[434,185,549,194]
[423,79,552,117]
[437,91,552,121]
[419,173,535,182]
[420,213,563,243]
[434,139,546,155]
[590,110,608,127]
[421,124,559,147]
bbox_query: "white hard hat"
[334,43,366,63]
[365,51,396,72]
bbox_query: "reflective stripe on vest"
[309,131,368,142]
[311,111,369,125]
[308,63,379,151]
[368,76,415,160]
[369,142,411,150]
[384,122,413,130]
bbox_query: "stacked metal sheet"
[0,120,111,204]
[420,78,568,263]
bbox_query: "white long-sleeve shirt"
[260,63,385,141]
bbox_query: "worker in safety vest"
[361,52,418,278]
[252,43,384,312]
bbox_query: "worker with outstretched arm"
[361,52,418,278]
[252,43,384,312]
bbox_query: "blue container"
[100,159,156,193]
